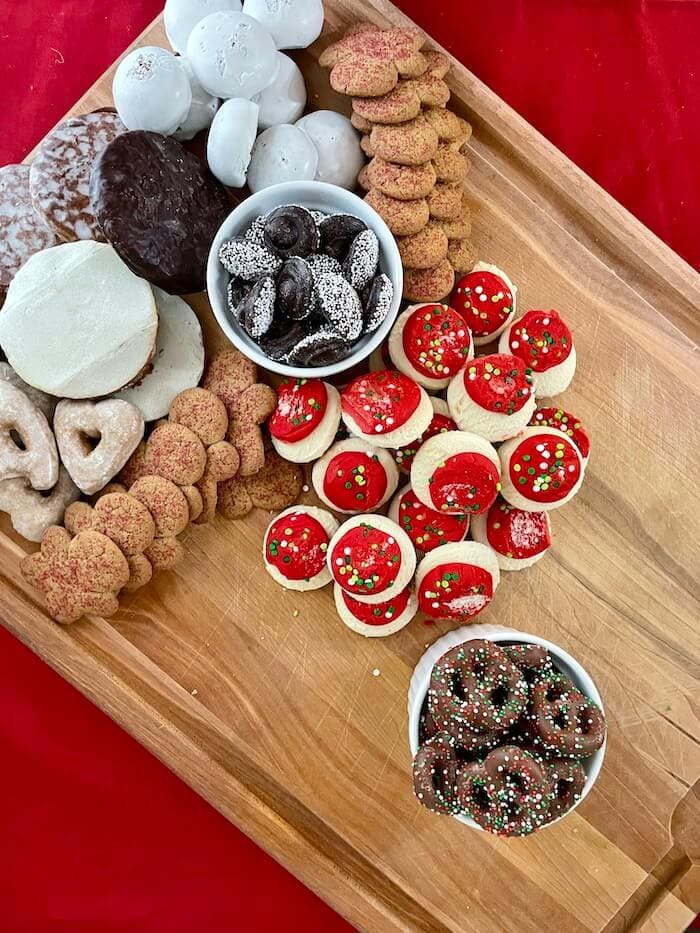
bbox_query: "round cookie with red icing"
[498,427,585,512]
[388,482,469,553]
[311,438,399,514]
[415,541,500,622]
[393,396,455,474]
[388,302,473,390]
[327,512,416,604]
[530,407,590,464]
[333,583,417,637]
[499,309,576,398]
[451,262,517,346]
[447,352,535,442]
[263,506,340,591]
[340,369,433,449]
[411,430,501,516]
[269,377,341,463]
[471,497,552,571]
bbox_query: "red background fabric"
[0,2,697,930]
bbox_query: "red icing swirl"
[270,378,328,442]
[452,270,514,338]
[396,487,468,552]
[486,498,551,560]
[341,370,421,436]
[265,511,329,581]
[418,561,493,621]
[530,407,590,459]
[394,411,456,473]
[323,450,388,511]
[507,310,572,372]
[330,522,402,596]
[508,433,581,503]
[341,586,411,625]
[463,353,533,414]
[401,303,472,379]
[429,452,500,514]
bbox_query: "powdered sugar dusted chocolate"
[218,237,282,280]
[306,253,343,280]
[343,228,379,291]
[316,272,363,341]
[238,275,276,338]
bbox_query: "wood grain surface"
[3,3,700,930]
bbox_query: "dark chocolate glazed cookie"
[90,131,230,294]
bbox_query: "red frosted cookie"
[388,482,469,553]
[530,407,590,463]
[498,427,585,512]
[263,505,340,591]
[392,396,455,473]
[388,302,473,390]
[269,377,341,463]
[471,496,552,571]
[499,309,575,398]
[451,262,517,346]
[327,512,416,604]
[411,430,501,515]
[311,437,399,514]
[447,352,535,442]
[415,541,500,622]
[340,368,433,448]
[333,583,417,636]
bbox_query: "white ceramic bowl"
[407,623,606,832]
[206,181,403,379]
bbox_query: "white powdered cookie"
[0,465,80,542]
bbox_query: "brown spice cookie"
[194,440,240,524]
[351,111,373,133]
[396,49,429,78]
[423,50,450,79]
[144,535,185,572]
[320,25,423,69]
[180,484,204,522]
[65,492,155,556]
[218,446,303,520]
[129,476,190,537]
[370,116,439,165]
[447,238,478,273]
[366,157,436,200]
[423,108,464,141]
[439,196,472,238]
[124,553,153,592]
[433,144,470,184]
[360,134,375,158]
[364,189,430,237]
[330,57,398,98]
[353,83,422,125]
[397,222,449,269]
[143,422,207,486]
[357,164,372,192]
[403,258,455,302]
[404,73,450,107]
[427,181,464,221]
[169,387,228,447]
[117,440,149,487]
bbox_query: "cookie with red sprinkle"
[498,426,585,512]
[311,438,398,514]
[263,506,339,591]
[388,302,474,390]
[471,496,552,571]
[415,541,499,622]
[530,407,590,463]
[447,352,535,442]
[392,396,455,473]
[340,368,433,448]
[269,377,341,463]
[451,262,517,346]
[499,308,575,397]
[411,430,501,515]
[388,482,469,553]
[333,582,417,636]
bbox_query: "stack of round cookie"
[320,23,476,303]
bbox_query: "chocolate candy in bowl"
[263,205,319,258]
[237,275,276,339]
[319,213,367,261]
[276,257,315,321]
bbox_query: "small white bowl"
[206,180,403,379]
[407,623,606,832]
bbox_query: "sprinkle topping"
[269,378,328,443]
[418,561,494,621]
[397,487,468,552]
[330,521,402,596]
[429,452,500,514]
[509,433,581,502]
[323,450,388,511]
[508,309,572,371]
[266,511,329,581]
[463,353,533,414]
[341,586,411,625]
[341,369,421,435]
[530,406,590,459]
[393,410,456,473]
[401,303,472,379]
[452,269,514,338]
[485,498,551,560]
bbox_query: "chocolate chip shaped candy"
[343,229,379,292]
[277,257,315,321]
[219,237,282,280]
[319,213,367,262]
[264,205,319,258]
[363,273,394,334]
[238,275,276,339]
[287,331,351,367]
[315,273,363,341]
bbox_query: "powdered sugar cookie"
[388,482,468,553]
[498,427,585,512]
[447,352,535,442]
[333,582,417,636]
[392,396,455,473]
[389,302,473,390]
[451,263,517,346]
[415,540,500,622]
[411,430,500,515]
[530,407,590,464]
[311,438,398,514]
[471,497,552,571]
[269,377,340,463]
[498,309,575,397]
[263,505,339,591]
[340,369,433,448]
[327,512,415,604]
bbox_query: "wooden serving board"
[4,3,700,930]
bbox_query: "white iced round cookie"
[471,497,552,571]
[498,426,585,512]
[392,396,455,474]
[252,52,306,129]
[388,482,469,554]
[411,430,500,516]
[311,438,398,514]
[186,11,278,98]
[451,262,517,347]
[172,59,220,141]
[388,302,474,391]
[207,99,259,187]
[269,377,340,463]
[340,369,433,449]
[333,583,417,637]
[295,111,364,190]
[112,46,192,135]
[327,513,416,604]
[112,288,204,421]
[243,0,323,49]
[247,124,319,193]
[165,0,243,54]
[446,352,535,442]
[263,505,339,590]
[0,241,157,399]
[530,406,591,465]
[415,541,500,622]
[498,308,576,398]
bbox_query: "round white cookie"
[311,438,398,513]
[269,379,340,463]
[253,52,307,129]
[498,426,585,512]
[207,98,259,187]
[262,505,339,591]
[164,0,243,55]
[295,111,364,190]
[471,501,552,571]
[247,124,319,193]
[415,540,500,622]
[112,46,191,135]
[333,583,417,637]
[242,0,324,49]
[388,303,474,391]
[411,430,500,514]
[498,309,576,398]
[173,59,220,141]
[340,372,434,449]
[0,241,157,399]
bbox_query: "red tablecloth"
[1,2,698,931]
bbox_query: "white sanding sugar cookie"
[0,241,158,399]
[0,164,59,306]
[29,111,125,243]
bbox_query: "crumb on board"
[372,668,380,677]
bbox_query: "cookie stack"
[320,23,476,303]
